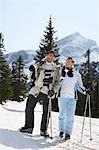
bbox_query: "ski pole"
[46,94,52,139]
[49,95,52,139]
[49,82,53,139]
[46,84,53,139]
[88,94,92,140]
[80,93,89,142]
[80,93,92,142]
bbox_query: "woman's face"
[65,59,74,69]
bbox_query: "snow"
[0,100,99,150]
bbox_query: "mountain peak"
[70,32,80,37]
[65,32,81,40]
[56,32,81,46]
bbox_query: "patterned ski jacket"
[29,61,60,97]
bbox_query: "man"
[58,57,87,140]
[19,51,60,137]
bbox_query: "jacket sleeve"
[76,73,86,95]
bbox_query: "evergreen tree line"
[0,33,28,102]
[0,51,28,103]
[0,16,99,118]
[76,50,99,118]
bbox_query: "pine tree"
[0,33,12,103]
[34,16,59,64]
[76,50,99,117]
[76,60,99,117]
[11,55,28,102]
[92,62,99,117]
[83,49,93,89]
[76,50,91,116]
[0,33,5,51]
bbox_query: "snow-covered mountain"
[5,50,35,67]
[0,100,99,150]
[5,32,99,67]
[56,32,99,63]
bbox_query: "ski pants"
[25,92,49,132]
[58,97,77,135]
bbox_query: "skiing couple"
[19,52,88,140]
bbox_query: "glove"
[29,65,35,71]
[67,70,73,77]
[62,66,66,77]
[49,77,53,83]
[86,88,91,95]
[29,65,35,80]
[48,89,54,97]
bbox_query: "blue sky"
[0,0,99,53]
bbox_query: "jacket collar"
[46,61,54,65]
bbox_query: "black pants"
[25,92,49,132]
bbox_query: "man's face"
[65,59,74,69]
[46,53,55,63]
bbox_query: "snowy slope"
[0,100,99,150]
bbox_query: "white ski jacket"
[60,68,86,100]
